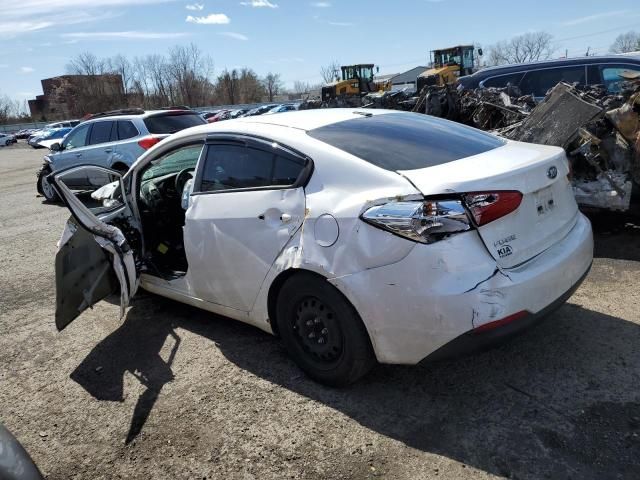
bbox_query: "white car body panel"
[399,141,579,268]
[330,214,592,363]
[184,187,306,311]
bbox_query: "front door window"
[64,123,90,150]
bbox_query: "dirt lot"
[1,143,639,480]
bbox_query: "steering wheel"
[175,168,195,194]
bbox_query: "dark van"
[457,54,640,98]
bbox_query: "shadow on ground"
[71,292,640,479]
[587,211,640,261]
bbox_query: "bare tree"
[66,52,106,76]
[107,54,133,95]
[320,60,340,83]
[0,94,23,124]
[167,43,214,106]
[488,32,555,66]
[293,80,311,95]
[216,69,239,104]
[610,31,640,54]
[238,68,265,103]
[262,72,283,101]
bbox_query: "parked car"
[49,109,593,386]
[14,128,37,139]
[45,120,80,129]
[0,133,17,146]
[28,127,72,149]
[37,108,206,202]
[458,55,640,98]
[264,104,299,114]
[206,109,232,123]
[201,110,222,120]
[38,129,74,150]
[230,108,248,119]
[243,104,278,117]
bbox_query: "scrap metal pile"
[301,77,640,212]
[412,79,640,211]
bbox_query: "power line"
[556,22,640,42]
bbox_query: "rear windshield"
[144,112,206,134]
[307,112,505,171]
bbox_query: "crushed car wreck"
[51,109,593,386]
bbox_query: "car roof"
[170,109,392,140]
[469,54,640,78]
[82,109,199,123]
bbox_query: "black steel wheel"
[293,296,344,367]
[276,272,375,386]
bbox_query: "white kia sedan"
[51,109,593,386]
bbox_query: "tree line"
[2,31,638,125]
[56,43,290,117]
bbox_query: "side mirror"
[50,142,61,152]
[477,48,483,56]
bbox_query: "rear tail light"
[463,191,522,226]
[361,199,471,244]
[138,136,162,150]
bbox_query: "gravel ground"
[1,142,639,480]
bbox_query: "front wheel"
[276,273,376,386]
[37,166,59,202]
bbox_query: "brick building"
[28,74,124,121]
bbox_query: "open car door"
[50,165,139,331]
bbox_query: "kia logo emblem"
[547,166,558,179]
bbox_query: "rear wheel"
[276,273,376,386]
[37,166,58,202]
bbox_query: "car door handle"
[75,153,82,158]
[258,212,292,223]
[104,148,112,153]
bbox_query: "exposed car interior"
[137,143,203,277]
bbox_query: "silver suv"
[37,108,206,201]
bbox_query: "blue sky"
[1,0,639,103]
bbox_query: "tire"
[37,166,59,202]
[4,140,9,146]
[111,162,129,173]
[276,273,376,386]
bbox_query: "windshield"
[141,144,203,182]
[307,112,505,171]
[435,50,461,67]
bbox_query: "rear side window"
[482,72,524,88]
[117,121,138,140]
[307,113,505,171]
[199,144,306,192]
[601,65,640,92]
[520,66,586,97]
[143,113,206,134]
[88,121,114,145]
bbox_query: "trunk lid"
[398,141,579,268]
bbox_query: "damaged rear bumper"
[422,262,591,362]
[330,213,593,365]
